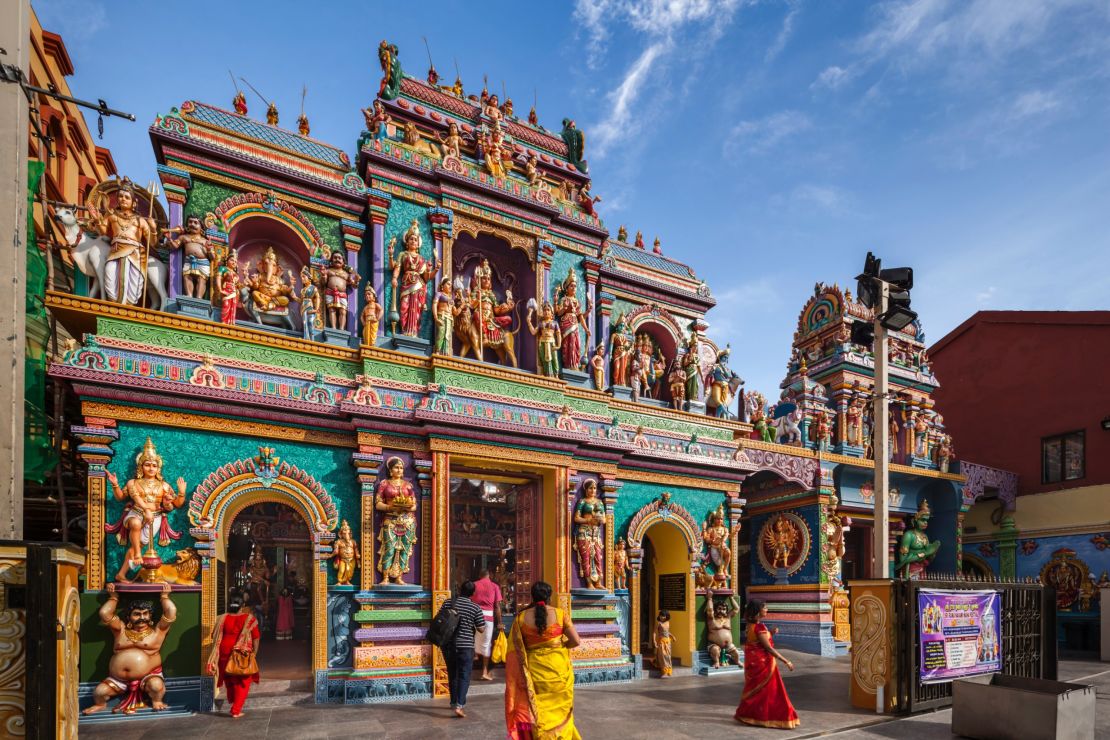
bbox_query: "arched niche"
[228,216,312,329]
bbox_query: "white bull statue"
[52,206,169,310]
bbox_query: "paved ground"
[78,652,1110,739]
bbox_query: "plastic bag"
[491,629,508,664]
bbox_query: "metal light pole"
[871,282,890,578]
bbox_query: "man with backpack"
[428,580,485,717]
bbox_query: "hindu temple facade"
[49,42,968,718]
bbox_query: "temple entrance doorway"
[637,521,694,669]
[221,502,313,681]
[841,522,871,581]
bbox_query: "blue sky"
[35,0,1110,398]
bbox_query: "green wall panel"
[615,480,726,541]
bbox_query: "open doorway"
[223,502,313,680]
[841,522,871,582]
[638,522,694,668]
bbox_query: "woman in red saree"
[735,599,799,729]
[504,581,582,740]
[206,595,260,719]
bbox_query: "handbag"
[491,628,507,664]
[224,615,259,676]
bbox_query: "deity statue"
[668,360,686,410]
[527,300,561,377]
[297,113,310,137]
[649,349,667,400]
[481,120,513,178]
[265,102,279,125]
[701,505,733,587]
[528,106,538,126]
[589,344,606,390]
[634,231,644,249]
[706,346,742,419]
[609,313,632,387]
[321,250,359,330]
[814,408,832,452]
[375,457,418,585]
[913,411,930,457]
[935,433,953,472]
[576,181,601,216]
[216,250,241,325]
[764,514,799,570]
[438,121,462,160]
[388,219,439,337]
[233,91,248,116]
[247,546,273,604]
[846,397,863,447]
[705,595,741,668]
[362,99,391,141]
[502,97,514,117]
[433,277,456,355]
[822,495,847,596]
[653,236,662,254]
[617,225,628,242]
[332,519,360,586]
[104,438,186,583]
[378,40,403,100]
[165,215,212,299]
[360,285,383,346]
[484,93,503,123]
[82,583,176,715]
[245,247,295,318]
[573,480,606,589]
[888,408,900,459]
[524,151,543,187]
[402,119,422,147]
[297,265,323,339]
[896,500,941,579]
[683,335,704,406]
[560,118,588,173]
[614,537,630,591]
[86,179,156,305]
[629,355,644,402]
[554,269,589,371]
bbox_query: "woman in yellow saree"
[504,581,582,740]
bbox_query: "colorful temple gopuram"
[48,42,967,717]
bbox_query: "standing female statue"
[389,219,439,337]
[573,480,606,589]
[375,457,418,585]
[554,269,589,372]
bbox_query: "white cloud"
[811,65,852,91]
[724,110,811,157]
[765,1,800,62]
[790,184,852,214]
[592,42,670,155]
[1012,90,1061,119]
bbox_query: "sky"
[34,0,1110,398]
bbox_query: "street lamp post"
[872,282,890,579]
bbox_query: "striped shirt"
[445,596,485,650]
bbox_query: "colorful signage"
[918,589,1002,683]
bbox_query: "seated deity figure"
[245,247,295,319]
[104,438,187,583]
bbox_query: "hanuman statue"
[896,500,941,579]
[104,438,186,583]
[375,457,418,585]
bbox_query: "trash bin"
[951,674,1096,740]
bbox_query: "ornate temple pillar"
[597,292,614,389]
[351,442,383,591]
[727,492,746,590]
[72,418,119,590]
[538,241,555,304]
[341,220,366,334]
[627,541,644,655]
[430,451,451,697]
[414,457,433,588]
[601,475,621,592]
[830,388,850,449]
[367,188,392,300]
[997,515,1018,579]
[157,165,192,302]
[583,258,601,355]
[427,206,453,287]
[555,466,571,612]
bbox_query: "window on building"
[1042,431,1085,484]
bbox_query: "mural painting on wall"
[105,437,187,584]
[1040,548,1100,612]
[757,511,810,582]
[573,480,606,589]
[375,457,418,585]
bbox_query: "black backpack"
[426,598,460,649]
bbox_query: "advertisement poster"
[918,589,1002,684]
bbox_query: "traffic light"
[877,266,916,331]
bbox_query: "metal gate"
[893,576,1055,712]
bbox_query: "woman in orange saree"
[735,599,799,729]
[504,581,582,740]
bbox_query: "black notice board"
[658,573,686,612]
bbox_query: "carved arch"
[625,494,700,559]
[213,191,328,255]
[452,213,537,262]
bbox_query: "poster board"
[918,588,1002,684]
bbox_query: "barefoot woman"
[735,599,800,729]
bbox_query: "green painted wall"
[382,199,435,340]
[615,480,726,542]
[80,590,201,681]
[184,179,344,248]
[549,250,585,307]
[103,422,357,586]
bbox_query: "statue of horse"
[705,375,744,419]
[52,206,169,310]
[454,301,519,367]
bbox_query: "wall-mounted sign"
[658,573,686,612]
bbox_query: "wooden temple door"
[514,483,539,612]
